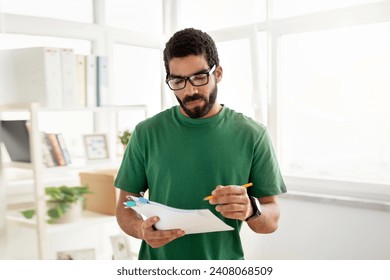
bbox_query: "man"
[114,28,286,260]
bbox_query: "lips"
[185,99,203,107]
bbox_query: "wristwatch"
[245,196,262,221]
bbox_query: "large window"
[273,0,383,19]
[257,32,268,125]
[279,22,390,184]
[112,44,161,117]
[1,0,389,197]
[1,0,93,23]
[105,0,163,34]
[216,39,255,118]
[176,0,266,31]
[176,0,390,192]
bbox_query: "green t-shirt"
[114,105,286,260]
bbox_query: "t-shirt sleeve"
[249,128,287,198]
[114,127,148,194]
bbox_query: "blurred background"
[0,0,389,260]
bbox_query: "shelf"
[6,210,116,234]
[0,103,37,111]
[0,103,147,114]
[1,161,34,170]
[0,102,142,259]
[2,157,121,181]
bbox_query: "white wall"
[241,196,390,260]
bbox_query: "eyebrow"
[168,68,210,79]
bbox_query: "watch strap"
[245,196,261,222]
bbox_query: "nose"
[183,79,198,96]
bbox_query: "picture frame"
[110,234,132,260]
[83,133,109,160]
[57,248,96,260]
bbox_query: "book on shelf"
[60,48,78,108]
[0,121,72,167]
[41,132,72,167]
[0,47,63,108]
[41,132,57,167]
[76,54,87,107]
[96,55,109,106]
[45,133,67,166]
[56,133,72,165]
[86,55,97,107]
[0,120,31,163]
[0,47,108,109]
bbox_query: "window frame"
[1,0,390,201]
[172,0,390,201]
[267,1,390,201]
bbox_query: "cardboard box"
[79,169,119,215]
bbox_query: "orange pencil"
[203,182,253,201]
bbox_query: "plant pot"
[47,200,83,224]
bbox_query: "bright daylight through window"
[279,22,390,184]
[1,0,389,191]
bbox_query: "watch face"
[254,198,262,215]
[246,196,262,221]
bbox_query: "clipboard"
[125,196,234,235]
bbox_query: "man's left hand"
[208,185,253,221]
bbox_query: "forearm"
[116,205,145,239]
[115,190,186,248]
[246,200,280,233]
[115,190,145,239]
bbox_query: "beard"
[175,85,218,119]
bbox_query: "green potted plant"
[118,129,132,149]
[21,185,92,224]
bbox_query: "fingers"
[208,185,251,221]
[208,185,248,205]
[141,216,185,248]
[142,215,160,229]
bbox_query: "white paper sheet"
[128,196,234,235]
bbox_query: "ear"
[215,65,223,83]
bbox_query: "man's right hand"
[141,216,185,248]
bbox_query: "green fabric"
[114,105,286,260]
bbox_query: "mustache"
[182,94,206,104]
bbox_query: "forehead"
[168,55,209,76]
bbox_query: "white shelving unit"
[6,209,116,234]
[0,102,147,259]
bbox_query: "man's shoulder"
[224,106,267,132]
[135,107,175,133]
[136,107,176,129]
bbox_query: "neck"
[206,102,223,118]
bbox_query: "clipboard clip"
[124,194,149,208]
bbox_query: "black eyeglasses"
[165,65,216,91]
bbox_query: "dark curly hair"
[163,28,220,75]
